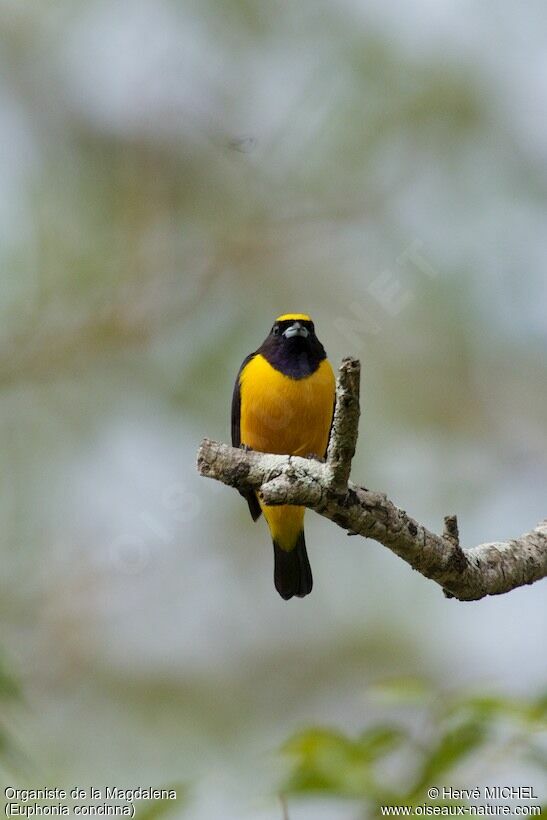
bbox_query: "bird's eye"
[272,325,280,335]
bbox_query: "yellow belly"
[239,354,335,549]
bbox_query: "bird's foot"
[305,452,325,462]
[240,443,253,452]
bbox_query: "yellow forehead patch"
[275,313,312,322]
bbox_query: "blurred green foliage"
[133,785,187,820]
[0,652,23,775]
[282,680,547,816]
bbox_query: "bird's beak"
[283,321,309,339]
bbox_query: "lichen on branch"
[196,358,547,602]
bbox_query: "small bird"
[231,314,335,600]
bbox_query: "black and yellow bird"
[231,314,335,600]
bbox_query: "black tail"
[273,531,313,600]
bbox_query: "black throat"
[258,335,326,379]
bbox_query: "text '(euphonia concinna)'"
[232,314,335,600]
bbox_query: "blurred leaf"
[283,725,406,799]
[0,653,27,775]
[356,726,407,758]
[530,691,547,724]
[447,693,547,729]
[135,785,187,820]
[408,720,488,799]
[0,656,21,701]
[368,678,434,705]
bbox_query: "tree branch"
[196,358,547,601]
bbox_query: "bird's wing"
[231,353,262,521]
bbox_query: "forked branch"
[196,358,547,601]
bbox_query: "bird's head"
[271,313,314,342]
[260,313,326,378]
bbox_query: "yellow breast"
[239,354,335,457]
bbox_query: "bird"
[231,313,335,600]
